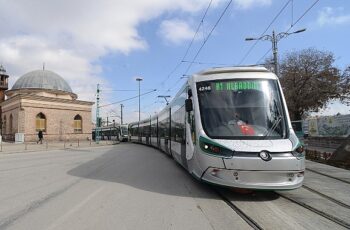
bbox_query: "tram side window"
[171,107,185,143]
[145,124,151,137]
[159,119,164,138]
[151,120,157,137]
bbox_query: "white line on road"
[46,186,105,230]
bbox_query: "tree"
[268,48,349,120]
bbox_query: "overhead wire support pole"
[95,83,100,144]
[120,104,124,125]
[245,28,306,77]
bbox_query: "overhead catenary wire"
[254,0,320,64]
[159,0,213,87]
[183,0,233,77]
[237,0,292,65]
[164,0,232,94]
[99,89,157,108]
[182,60,228,66]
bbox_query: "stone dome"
[12,69,73,93]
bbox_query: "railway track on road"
[277,191,350,229]
[306,168,350,185]
[215,185,350,230]
[214,189,263,230]
[302,185,350,209]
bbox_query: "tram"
[92,126,120,141]
[129,66,305,190]
[119,124,129,142]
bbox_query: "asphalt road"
[0,143,250,230]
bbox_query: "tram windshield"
[197,79,287,139]
[120,126,128,135]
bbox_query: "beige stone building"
[0,68,94,142]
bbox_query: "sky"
[0,0,349,123]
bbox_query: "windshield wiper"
[263,116,282,139]
[263,99,282,139]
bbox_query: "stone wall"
[23,105,92,142]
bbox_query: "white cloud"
[233,0,272,9]
[0,0,273,112]
[0,0,218,103]
[158,19,196,45]
[317,7,350,27]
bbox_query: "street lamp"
[158,95,171,105]
[136,77,143,125]
[245,28,306,77]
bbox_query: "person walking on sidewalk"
[37,130,43,144]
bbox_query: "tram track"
[216,185,350,230]
[306,168,350,185]
[214,189,264,230]
[302,184,350,209]
[277,191,350,229]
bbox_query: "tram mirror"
[185,99,193,112]
[188,89,192,98]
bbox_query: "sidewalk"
[0,140,119,154]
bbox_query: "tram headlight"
[292,145,305,159]
[199,136,233,158]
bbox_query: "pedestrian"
[37,130,43,144]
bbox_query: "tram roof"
[195,66,269,76]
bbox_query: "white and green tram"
[129,66,305,190]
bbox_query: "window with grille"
[74,115,82,133]
[36,113,46,132]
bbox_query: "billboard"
[307,114,350,137]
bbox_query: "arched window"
[3,115,6,134]
[74,114,82,133]
[36,113,46,132]
[9,114,13,134]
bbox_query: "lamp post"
[136,77,143,125]
[245,28,306,77]
[158,95,171,105]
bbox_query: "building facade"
[0,68,94,142]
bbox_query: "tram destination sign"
[215,80,261,91]
[198,80,262,93]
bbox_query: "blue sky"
[0,0,349,122]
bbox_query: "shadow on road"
[67,143,279,201]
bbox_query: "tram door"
[185,89,196,166]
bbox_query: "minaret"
[0,65,9,136]
[0,64,9,102]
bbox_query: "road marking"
[46,186,105,230]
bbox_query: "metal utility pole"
[158,95,171,105]
[95,84,100,144]
[120,104,124,125]
[245,28,306,77]
[136,77,143,133]
[136,77,143,125]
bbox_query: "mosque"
[0,65,93,142]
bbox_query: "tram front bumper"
[201,167,304,190]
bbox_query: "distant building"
[0,66,94,142]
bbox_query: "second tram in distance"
[129,66,305,190]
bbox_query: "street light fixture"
[245,28,306,77]
[158,95,171,105]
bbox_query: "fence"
[0,139,119,154]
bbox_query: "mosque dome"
[12,69,73,93]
